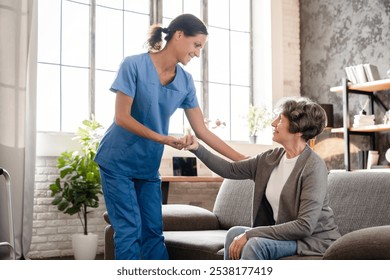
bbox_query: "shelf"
[330,78,390,171]
[331,124,390,133]
[330,79,390,93]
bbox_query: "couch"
[103,170,390,260]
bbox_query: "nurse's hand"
[164,136,186,150]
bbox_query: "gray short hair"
[274,97,327,141]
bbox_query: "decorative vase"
[249,135,257,144]
[72,233,98,260]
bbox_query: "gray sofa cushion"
[164,230,226,260]
[328,171,390,236]
[323,225,390,260]
[212,179,254,229]
[163,204,219,231]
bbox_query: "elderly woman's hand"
[183,134,199,151]
[229,233,248,260]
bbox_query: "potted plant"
[248,104,271,143]
[49,116,103,259]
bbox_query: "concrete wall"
[300,0,390,169]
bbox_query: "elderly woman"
[185,97,341,260]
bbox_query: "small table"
[160,176,224,204]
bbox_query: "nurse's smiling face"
[174,31,208,65]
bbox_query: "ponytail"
[146,25,170,52]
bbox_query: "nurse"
[95,14,246,260]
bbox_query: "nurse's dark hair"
[146,14,208,51]
[274,97,327,142]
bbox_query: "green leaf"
[57,201,69,211]
[48,116,103,233]
[51,196,63,205]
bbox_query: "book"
[355,64,368,83]
[345,66,358,84]
[363,64,381,81]
[358,150,368,169]
[345,64,381,84]
[353,114,375,127]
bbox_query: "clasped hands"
[166,134,199,151]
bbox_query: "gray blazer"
[192,144,341,256]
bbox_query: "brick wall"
[282,0,300,96]
[167,182,222,211]
[28,157,107,259]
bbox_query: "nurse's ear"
[174,30,184,40]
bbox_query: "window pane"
[36,64,61,132]
[230,0,250,31]
[183,0,201,17]
[61,66,89,132]
[95,70,116,129]
[96,0,122,9]
[208,0,229,27]
[208,83,230,140]
[124,0,149,13]
[72,0,90,4]
[182,55,201,81]
[37,0,61,64]
[96,6,123,70]
[230,85,250,141]
[208,27,230,84]
[124,12,150,56]
[194,81,202,108]
[62,1,89,67]
[231,31,250,86]
[163,0,183,19]
[169,109,185,135]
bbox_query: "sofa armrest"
[323,226,390,260]
[162,204,220,231]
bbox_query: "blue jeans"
[99,166,168,260]
[225,226,297,260]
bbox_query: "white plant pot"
[249,135,257,144]
[72,233,98,260]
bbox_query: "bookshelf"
[330,78,390,171]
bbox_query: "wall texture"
[300,0,390,169]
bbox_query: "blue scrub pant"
[225,226,297,260]
[99,166,168,260]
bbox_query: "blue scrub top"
[95,53,199,178]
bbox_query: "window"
[37,0,150,131]
[207,0,251,141]
[94,1,150,129]
[37,0,253,142]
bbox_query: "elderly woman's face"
[271,114,296,145]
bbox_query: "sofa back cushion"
[328,171,390,236]
[213,179,254,229]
